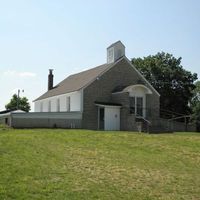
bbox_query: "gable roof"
[34,56,160,102]
[34,62,115,101]
[107,40,125,49]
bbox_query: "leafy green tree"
[191,81,200,131]
[132,52,198,117]
[5,94,31,112]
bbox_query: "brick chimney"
[48,69,54,90]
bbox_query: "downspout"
[80,89,84,113]
[80,89,84,128]
[97,106,100,130]
[10,113,13,127]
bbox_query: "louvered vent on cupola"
[107,40,125,64]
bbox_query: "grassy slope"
[0,128,200,200]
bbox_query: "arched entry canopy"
[122,84,152,96]
[113,84,153,118]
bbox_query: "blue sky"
[0,0,200,110]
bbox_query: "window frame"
[48,100,51,112]
[40,102,43,112]
[66,96,70,112]
[57,98,60,112]
[129,96,144,117]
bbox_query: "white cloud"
[19,72,36,77]
[3,70,36,78]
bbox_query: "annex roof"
[34,62,115,101]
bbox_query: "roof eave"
[33,90,80,102]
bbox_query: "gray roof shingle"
[34,62,114,101]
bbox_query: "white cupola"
[107,40,125,63]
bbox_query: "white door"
[104,107,120,130]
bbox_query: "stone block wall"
[82,58,160,130]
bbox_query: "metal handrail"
[135,115,151,125]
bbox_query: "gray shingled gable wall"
[82,57,160,130]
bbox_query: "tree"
[132,52,198,117]
[5,94,31,112]
[191,81,200,131]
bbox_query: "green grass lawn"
[0,128,200,200]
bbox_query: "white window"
[40,102,43,112]
[48,101,51,112]
[57,98,60,112]
[66,96,70,111]
[136,97,143,117]
[130,96,144,117]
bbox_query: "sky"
[0,0,200,111]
